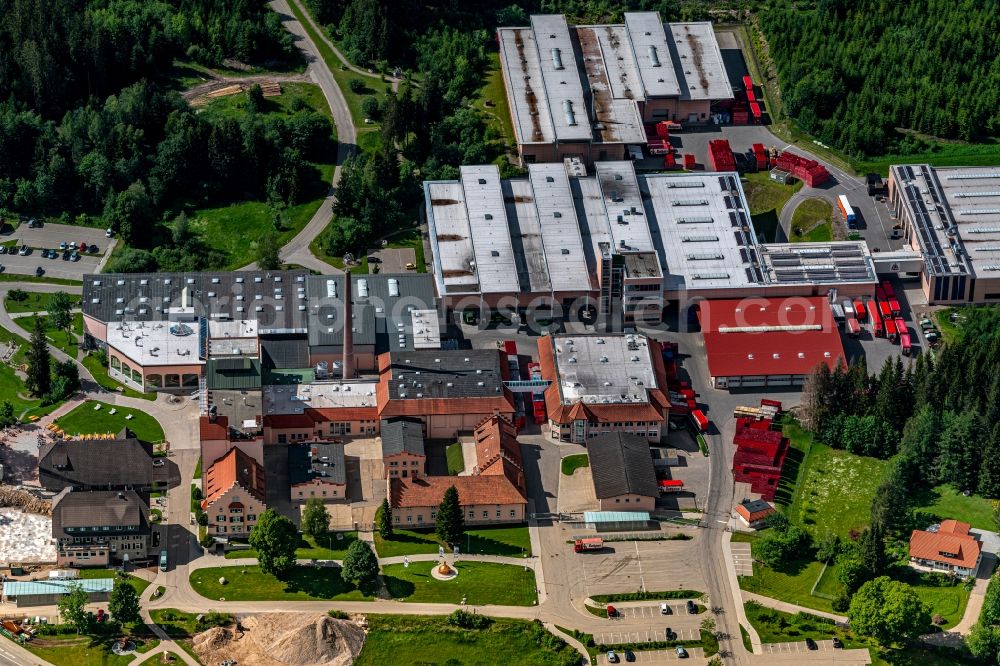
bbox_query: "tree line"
[759,0,1000,157]
[0,0,333,272]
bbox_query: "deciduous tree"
[848,577,930,645]
[341,539,379,591]
[301,498,330,541]
[109,578,141,626]
[248,509,298,578]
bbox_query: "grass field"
[189,565,372,601]
[561,454,589,476]
[374,525,531,558]
[21,636,144,666]
[80,353,154,401]
[355,615,578,666]
[742,172,803,243]
[4,291,80,314]
[77,569,151,596]
[790,198,834,243]
[0,273,82,286]
[913,484,997,531]
[0,330,42,417]
[744,601,866,646]
[382,561,537,606]
[55,401,165,443]
[223,532,358,560]
[738,548,834,613]
[473,52,516,149]
[786,439,889,538]
[149,608,234,639]
[445,441,464,475]
[13,313,82,358]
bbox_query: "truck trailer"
[574,538,604,553]
[837,195,857,228]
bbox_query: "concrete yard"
[0,509,56,565]
[578,538,709,599]
[366,246,416,274]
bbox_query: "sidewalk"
[722,529,763,654]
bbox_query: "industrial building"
[586,432,659,512]
[497,13,732,164]
[698,297,846,390]
[425,161,877,326]
[537,333,671,443]
[888,165,1000,304]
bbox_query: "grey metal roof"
[388,350,506,400]
[288,442,346,486]
[51,488,150,538]
[380,417,426,457]
[586,432,658,499]
[305,274,437,353]
[82,269,310,333]
[205,357,262,390]
[39,434,153,492]
[261,336,310,369]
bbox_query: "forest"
[0,0,333,272]
[758,0,1000,157]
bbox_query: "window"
[218,526,226,533]
[298,491,303,497]
[217,515,225,522]
[510,510,516,518]
[468,511,475,518]
[417,515,423,522]
[406,515,413,523]
[431,511,437,519]
[248,515,255,521]
[496,510,501,518]
[624,498,630,503]
[482,511,488,518]
[615,498,620,503]
[278,434,287,444]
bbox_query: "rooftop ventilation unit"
[563,100,577,126]
[647,45,661,67]
[551,48,564,69]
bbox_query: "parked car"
[27,218,41,228]
[686,600,697,614]
[152,458,165,467]
[62,250,71,260]
[18,245,29,256]
[805,638,818,651]
[59,241,67,250]
[89,244,99,253]
[660,603,672,615]
[606,605,618,618]
[665,627,676,640]
[606,651,619,663]
[832,637,843,649]
[35,266,44,276]
[624,649,635,662]
[70,252,80,262]
[106,228,114,237]
[0,246,6,254]
[675,646,688,658]
[0,263,4,272]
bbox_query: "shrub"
[328,610,350,620]
[348,78,366,93]
[196,612,233,630]
[8,288,27,302]
[447,609,492,629]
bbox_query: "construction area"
[0,508,55,566]
[193,612,366,666]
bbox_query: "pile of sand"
[192,613,365,666]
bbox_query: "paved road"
[238,0,357,274]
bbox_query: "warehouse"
[888,164,1000,304]
[497,12,732,165]
[698,297,846,389]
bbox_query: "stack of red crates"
[527,361,546,425]
[708,139,736,171]
[752,143,768,170]
[774,151,829,187]
[732,418,790,500]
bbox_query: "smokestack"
[342,276,354,379]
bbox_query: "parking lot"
[596,647,706,665]
[760,640,872,664]
[1,222,111,279]
[578,539,708,599]
[366,246,416,274]
[730,541,753,576]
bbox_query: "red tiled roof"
[473,415,525,493]
[735,502,775,524]
[536,336,669,426]
[699,298,846,378]
[390,475,526,509]
[200,415,229,441]
[263,406,379,430]
[910,523,981,570]
[202,448,265,508]
[263,413,315,429]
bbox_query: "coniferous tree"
[25,316,51,397]
[435,485,464,547]
[376,497,393,539]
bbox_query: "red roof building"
[909,520,983,576]
[698,297,846,390]
[735,499,776,527]
[731,417,789,500]
[201,447,267,540]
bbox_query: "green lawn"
[790,198,834,243]
[21,636,146,666]
[785,439,890,538]
[738,547,835,613]
[934,309,961,346]
[4,291,80,314]
[445,441,465,475]
[223,532,358,560]
[913,484,997,531]
[149,608,234,639]
[80,353,155,400]
[77,568,150,595]
[13,313,82,357]
[744,601,867,647]
[355,614,578,666]
[742,172,803,242]
[55,401,165,443]
[189,565,371,601]
[0,273,82,286]
[382,561,537,606]
[375,526,531,558]
[561,454,589,476]
[473,52,516,149]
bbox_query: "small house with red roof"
[202,448,266,540]
[735,499,776,528]
[909,520,983,577]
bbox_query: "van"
[159,550,168,571]
[660,603,672,615]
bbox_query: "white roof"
[574,175,614,266]
[426,180,479,294]
[503,178,551,293]
[758,242,877,285]
[936,167,1000,277]
[574,26,646,144]
[460,165,520,293]
[264,380,378,415]
[497,27,555,145]
[107,320,203,367]
[208,319,257,339]
[644,171,760,291]
[552,334,659,405]
[596,162,657,254]
[624,12,680,97]
[530,15,593,142]
[410,309,441,350]
[667,22,732,101]
[529,163,592,292]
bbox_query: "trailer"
[901,332,912,355]
[854,299,867,321]
[691,409,709,432]
[846,317,861,337]
[837,195,857,227]
[888,299,901,316]
[867,300,883,337]
[574,538,604,553]
[658,479,684,493]
[683,154,696,170]
[878,301,892,319]
[894,318,907,338]
[882,281,896,298]
[885,318,898,341]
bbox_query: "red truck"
[574,538,604,553]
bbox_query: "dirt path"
[182,72,310,105]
